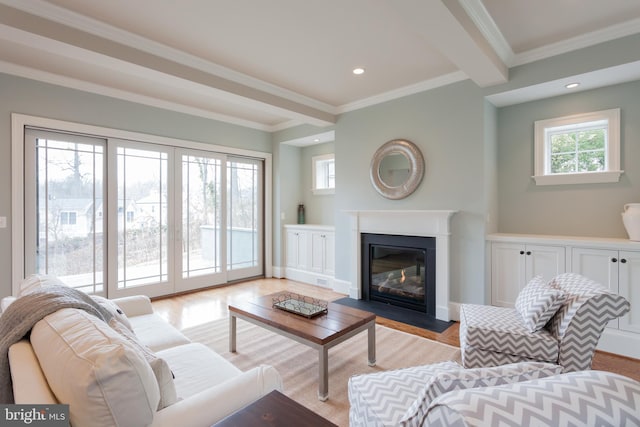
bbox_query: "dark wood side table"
[213,390,337,427]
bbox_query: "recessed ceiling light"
[313,138,320,142]
[565,82,580,89]
[352,67,365,75]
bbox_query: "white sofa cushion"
[128,313,191,352]
[157,342,242,399]
[515,276,566,332]
[30,308,160,427]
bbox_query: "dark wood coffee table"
[213,390,337,427]
[228,292,376,401]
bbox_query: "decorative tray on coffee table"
[272,293,328,318]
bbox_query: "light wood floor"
[151,277,640,382]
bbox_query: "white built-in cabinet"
[571,247,640,333]
[488,233,640,359]
[284,225,335,288]
[310,230,335,276]
[285,227,308,270]
[491,242,565,307]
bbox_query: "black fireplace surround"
[362,233,436,316]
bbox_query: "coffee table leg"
[368,322,376,366]
[318,346,329,401]
[229,315,237,352]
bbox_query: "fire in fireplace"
[362,233,436,315]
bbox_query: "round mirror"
[370,139,424,199]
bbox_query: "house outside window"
[533,108,622,185]
[312,154,335,195]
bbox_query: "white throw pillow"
[92,295,134,332]
[17,274,66,297]
[109,318,178,409]
[30,308,160,427]
[515,276,566,332]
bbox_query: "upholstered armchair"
[459,273,630,372]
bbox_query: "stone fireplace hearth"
[346,210,457,321]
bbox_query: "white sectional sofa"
[3,291,283,427]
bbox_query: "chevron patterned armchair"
[459,273,631,372]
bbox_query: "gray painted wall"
[333,80,490,305]
[300,142,335,225]
[272,143,302,267]
[0,73,271,298]
[496,80,640,238]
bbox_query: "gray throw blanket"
[0,285,113,404]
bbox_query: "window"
[312,154,335,195]
[15,114,269,299]
[60,211,77,225]
[534,108,622,185]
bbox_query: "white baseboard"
[598,328,640,359]
[333,278,351,295]
[283,268,334,289]
[448,302,461,322]
[271,266,283,279]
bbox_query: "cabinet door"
[491,243,525,307]
[309,232,325,273]
[619,251,640,334]
[285,229,307,269]
[525,245,566,283]
[570,247,618,292]
[309,231,335,275]
[570,247,619,328]
[324,232,335,276]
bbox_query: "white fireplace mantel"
[346,210,457,321]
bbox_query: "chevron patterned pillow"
[515,276,566,332]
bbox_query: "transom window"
[534,108,622,185]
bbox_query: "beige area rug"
[182,318,461,427]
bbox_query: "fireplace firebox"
[362,233,436,315]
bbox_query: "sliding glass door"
[24,129,107,294]
[227,157,263,280]
[175,151,226,291]
[108,142,173,297]
[24,127,265,298]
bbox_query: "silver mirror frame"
[370,139,425,200]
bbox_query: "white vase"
[622,203,640,241]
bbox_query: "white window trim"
[11,113,273,295]
[533,108,623,186]
[312,153,335,195]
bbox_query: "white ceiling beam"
[389,0,508,87]
[0,3,336,127]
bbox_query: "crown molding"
[337,71,468,114]
[513,17,640,67]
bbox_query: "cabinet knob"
[519,250,525,255]
[621,258,627,264]
[526,251,532,256]
[612,258,618,263]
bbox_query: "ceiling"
[1,0,640,131]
